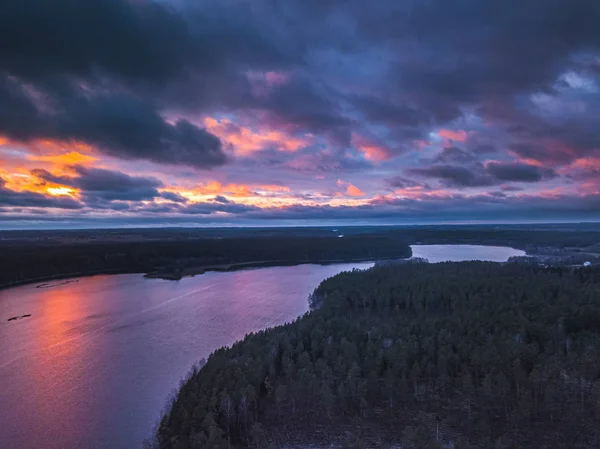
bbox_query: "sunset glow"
[0,0,598,227]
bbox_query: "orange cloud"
[1,171,80,198]
[204,117,311,155]
[337,179,365,197]
[438,129,468,142]
[28,151,98,166]
[254,184,291,192]
[47,187,75,196]
[352,134,392,161]
[346,184,365,196]
[181,181,291,201]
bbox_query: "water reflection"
[0,262,372,449]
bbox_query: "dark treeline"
[3,224,600,249]
[157,263,600,448]
[0,234,410,288]
[2,223,599,288]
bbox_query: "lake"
[0,245,524,448]
[411,244,525,263]
[0,262,372,449]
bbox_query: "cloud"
[411,160,559,188]
[438,129,468,142]
[485,161,558,183]
[433,147,477,164]
[386,176,428,190]
[346,184,365,197]
[32,166,164,201]
[0,0,296,169]
[0,0,288,83]
[213,195,231,204]
[0,82,228,169]
[352,134,394,161]
[1,0,600,226]
[160,191,188,203]
[410,165,494,188]
[0,179,82,209]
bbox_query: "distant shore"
[143,257,381,281]
[0,256,382,290]
[2,225,599,291]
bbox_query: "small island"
[7,314,31,322]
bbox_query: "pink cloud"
[438,129,468,142]
[352,133,393,161]
[337,179,365,197]
[204,117,312,155]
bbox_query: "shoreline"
[2,242,595,291]
[0,256,382,291]
[143,257,380,281]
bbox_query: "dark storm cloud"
[213,195,231,204]
[253,76,354,145]
[0,78,229,169]
[410,165,494,188]
[0,0,291,168]
[486,162,557,183]
[160,191,188,203]
[0,0,192,82]
[433,147,477,164]
[0,0,288,83]
[410,162,558,188]
[32,166,164,202]
[386,176,428,190]
[335,0,600,162]
[1,0,600,227]
[0,76,42,141]
[349,95,429,128]
[0,180,82,209]
[61,96,227,168]
[180,202,258,215]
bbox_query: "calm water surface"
[411,244,525,262]
[0,263,371,449]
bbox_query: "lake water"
[411,244,525,263]
[0,245,523,449]
[0,263,372,449]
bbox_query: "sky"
[1,0,600,228]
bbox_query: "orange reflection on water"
[24,282,94,445]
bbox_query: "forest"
[156,262,600,448]
[1,223,599,288]
[0,233,411,288]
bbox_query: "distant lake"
[0,262,372,449]
[411,244,526,263]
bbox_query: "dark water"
[0,263,372,449]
